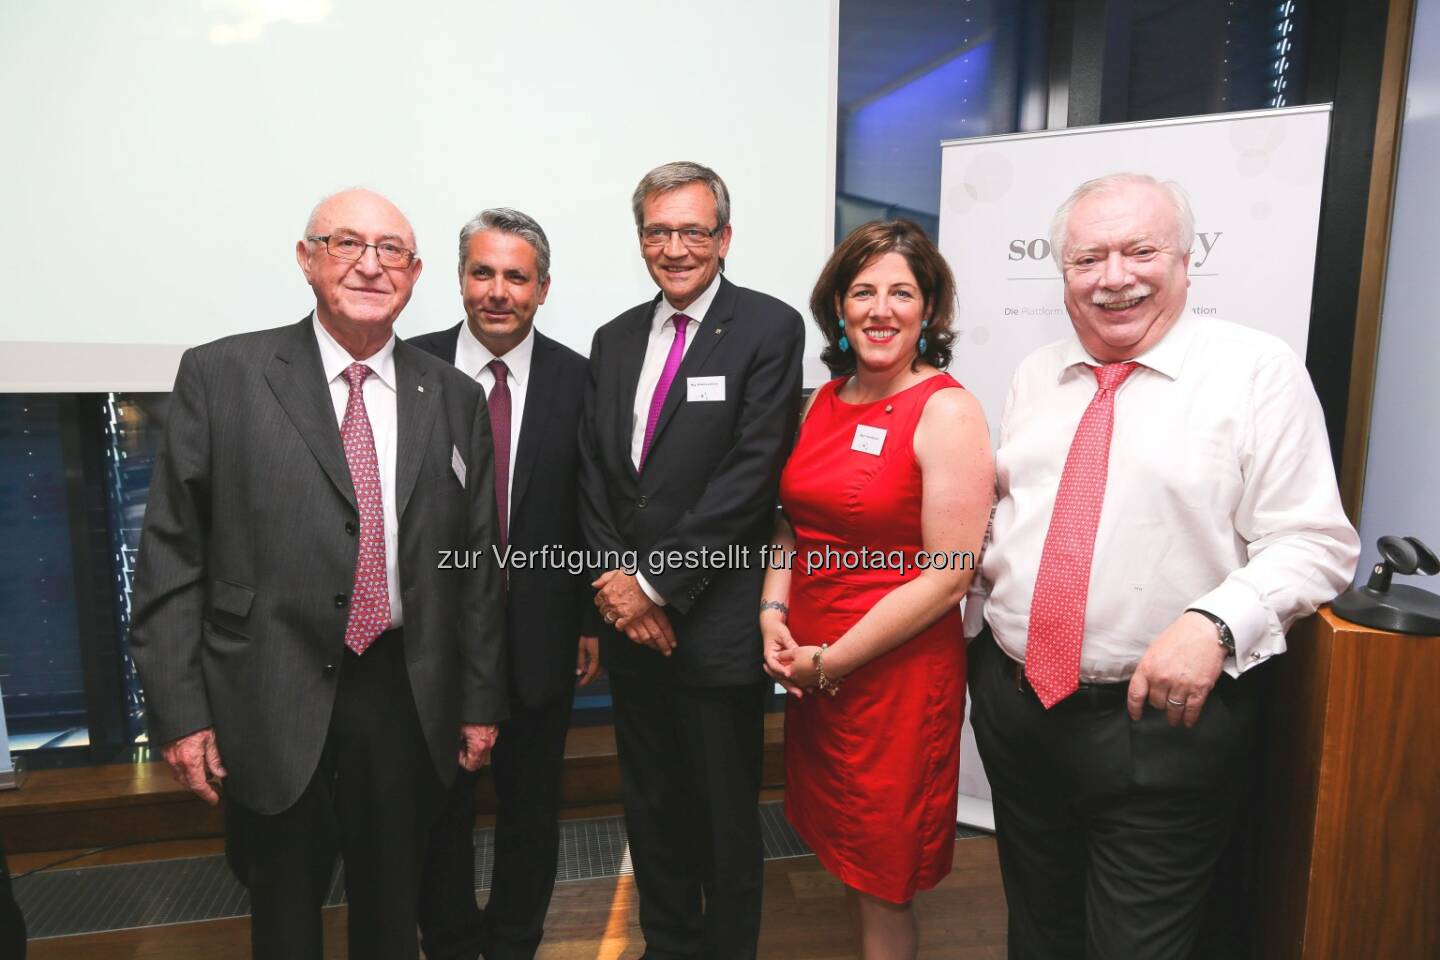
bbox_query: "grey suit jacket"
[130,317,506,815]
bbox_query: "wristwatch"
[1187,608,1235,654]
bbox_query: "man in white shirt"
[410,208,599,960]
[964,173,1359,959]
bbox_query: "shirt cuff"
[637,572,667,607]
[1190,579,1283,676]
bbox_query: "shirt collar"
[653,272,722,332]
[1057,309,1197,384]
[312,314,397,391]
[455,320,535,387]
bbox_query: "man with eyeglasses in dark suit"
[578,161,805,960]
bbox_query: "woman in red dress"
[762,220,993,959]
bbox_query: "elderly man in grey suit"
[129,188,506,960]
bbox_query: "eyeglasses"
[307,234,416,268]
[639,225,722,248]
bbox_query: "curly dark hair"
[809,219,957,377]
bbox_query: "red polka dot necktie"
[487,358,511,551]
[1025,361,1139,707]
[340,362,390,655]
[639,313,690,469]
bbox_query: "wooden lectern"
[1256,607,1440,958]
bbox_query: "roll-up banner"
[939,104,1332,829]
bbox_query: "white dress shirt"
[628,272,723,605]
[454,321,534,528]
[313,316,403,627]
[964,313,1359,681]
[630,272,723,467]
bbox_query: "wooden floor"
[23,839,1007,959]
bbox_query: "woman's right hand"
[762,614,805,697]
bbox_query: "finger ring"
[605,613,616,624]
[1167,696,1186,707]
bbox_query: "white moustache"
[1092,284,1152,306]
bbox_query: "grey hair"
[457,207,552,282]
[631,161,731,231]
[1049,173,1195,270]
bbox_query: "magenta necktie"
[340,362,391,655]
[487,359,511,550]
[639,313,690,468]
[1025,361,1139,707]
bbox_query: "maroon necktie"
[487,359,511,550]
[639,314,690,469]
[1025,361,1139,707]
[340,362,390,655]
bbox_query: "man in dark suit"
[578,161,805,959]
[129,188,506,960]
[410,207,600,960]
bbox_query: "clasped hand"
[761,615,818,698]
[593,569,676,656]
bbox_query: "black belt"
[1001,654,1130,707]
[979,625,1130,708]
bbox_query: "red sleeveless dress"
[779,373,967,903]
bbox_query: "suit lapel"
[644,278,736,464]
[510,333,557,514]
[265,319,356,510]
[394,344,438,519]
[616,298,658,479]
[439,323,462,365]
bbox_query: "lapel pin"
[417,385,425,393]
[714,328,725,336]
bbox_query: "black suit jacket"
[578,277,804,686]
[130,317,506,815]
[409,324,600,710]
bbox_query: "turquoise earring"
[838,318,850,352]
[918,318,929,354]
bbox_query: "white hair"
[1049,173,1195,270]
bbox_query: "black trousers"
[967,628,1262,960]
[417,691,575,960]
[224,629,446,960]
[609,673,767,960]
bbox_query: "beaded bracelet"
[812,643,843,697]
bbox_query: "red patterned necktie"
[1025,361,1139,707]
[340,362,390,655]
[487,358,511,550]
[639,313,690,469]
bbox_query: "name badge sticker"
[451,445,467,487]
[851,424,887,456]
[687,376,726,402]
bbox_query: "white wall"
[1357,0,1440,574]
[0,0,836,390]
